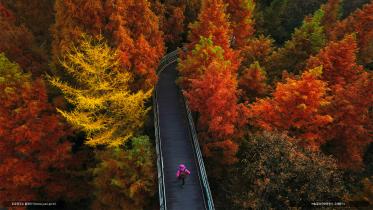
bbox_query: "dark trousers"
[179,176,185,185]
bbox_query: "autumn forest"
[0,0,372,209]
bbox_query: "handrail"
[157,50,179,74]
[153,49,179,210]
[154,48,215,210]
[183,100,215,210]
[153,88,166,210]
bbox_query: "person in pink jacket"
[176,164,190,186]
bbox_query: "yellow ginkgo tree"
[50,35,151,147]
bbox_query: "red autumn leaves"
[0,55,71,202]
[52,0,164,91]
[249,34,372,168]
[180,0,372,169]
[179,0,253,165]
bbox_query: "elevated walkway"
[153,51,215,210]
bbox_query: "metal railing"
[158,53,178,73]
[154,49,215,210]
[183,100,215,210]
[153,88,166,210]
[153,49,179,210]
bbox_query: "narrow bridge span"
[153,50,215,210]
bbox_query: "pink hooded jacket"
[176,164,190,177]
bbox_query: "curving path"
[155,61,207,210]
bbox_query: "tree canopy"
[50,36,151,148]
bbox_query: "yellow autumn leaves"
[49,35,151,147]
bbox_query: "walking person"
[176,164,190,187]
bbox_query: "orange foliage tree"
[331,1,373,66]
[164,5,185,48]
[240,35,274,66]
[0,54,72,204]
[238,61,269,101]
[0,3,48,77]
[325,73,372,168]
[181,0,240,88]
[181,0,202,24]
[264,9,326,80]
[151,1,185,49]
[52,0,104,62]
[307,35,363,86]
[179,0,246,167]
[0,0,55,46]
[182,38,247,165]
[52,0,165,91]
[320,0,342,41]
[187,0,232,53]
[238,35,273,101]
[179,0,240,89]
[307,35,372,168]
[117,0,165,91]
[224,0,255,49]
[178,37,228,89]
[249,67,333,151]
